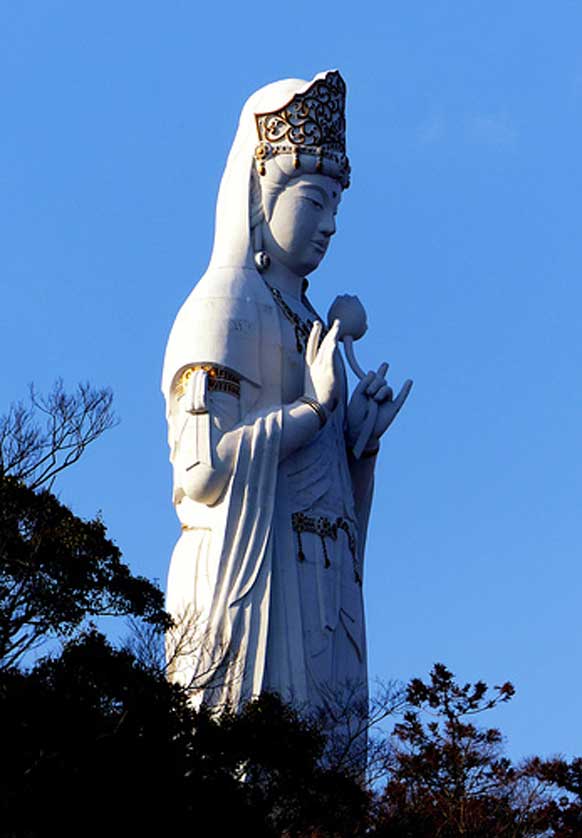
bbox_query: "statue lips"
[311,238,329,256]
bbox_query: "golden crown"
[254,70,350,188]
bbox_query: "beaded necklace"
[262,278,327,354]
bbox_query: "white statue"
[162,71,411,718]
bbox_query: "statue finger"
[366,372,386,397]
[374,384,393,403]
[319,318,340,356]
[328,318,341,345]
[393,379,413,413]
[306,321,322,365]
[353,371,375,398]
[377,361,389,378]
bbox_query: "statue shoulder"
[162,268,275,396]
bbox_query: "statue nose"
[321,212,336,237]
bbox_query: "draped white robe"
[163,267,372,713]
[162,74,374,719]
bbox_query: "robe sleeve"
[164,270,286,707]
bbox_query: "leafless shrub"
[125,605,244,709]
[0,379,116,490]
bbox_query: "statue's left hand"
[347,363,412,449]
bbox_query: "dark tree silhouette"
[2,384,582,837]
[0,382,168,668]
[0,631,371,837]
[526,756,582,837]
[369,663,551,837]
[0,476,169,668]
[0,384,367,837]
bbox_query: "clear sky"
[2,1,581,762]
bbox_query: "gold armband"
[175,365,241,400]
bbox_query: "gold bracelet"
[299,396,327,429]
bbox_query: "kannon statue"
[162,71,411,723]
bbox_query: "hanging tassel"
[297,530,305,562]
[321,537,330,568]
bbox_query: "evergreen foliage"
[0,384,580,837]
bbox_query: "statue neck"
[264,259,305,300]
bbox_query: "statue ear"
[250,168,271,272]
[249,167,265,228]
[251,158,290,224]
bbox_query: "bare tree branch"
[0,379,117,490]
[125,605,245,708]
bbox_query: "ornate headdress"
[254,70,350,189]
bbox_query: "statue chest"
[263,286,346,406]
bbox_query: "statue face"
[262,174,342,276]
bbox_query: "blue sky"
[2,1,581,761]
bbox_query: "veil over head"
[162,70,349,399]
[210,69,350,270]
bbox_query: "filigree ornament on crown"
[254,70,350,188]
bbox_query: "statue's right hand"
[304,319,341,413]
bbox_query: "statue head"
[208,70,350,276]
[250,70,349,277]
[251,166,342,276]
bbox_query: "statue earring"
[255,251,271,272]
[253,225,271,273]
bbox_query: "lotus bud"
[327,294,368,342]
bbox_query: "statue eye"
[308,198,324,210]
